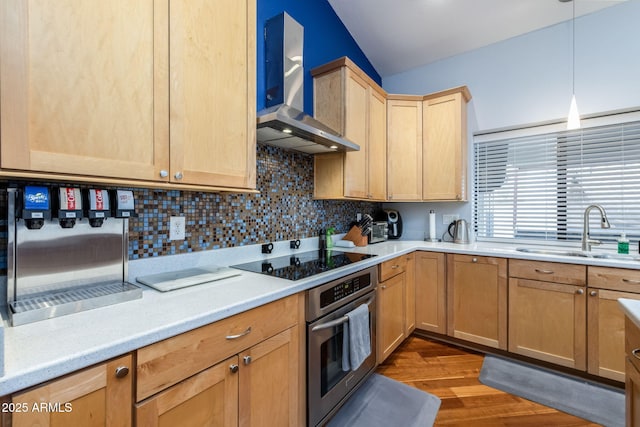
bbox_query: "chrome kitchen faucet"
[581,204,611,251]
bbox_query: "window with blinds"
[474,113,640,243]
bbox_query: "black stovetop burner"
[230,250,376,281]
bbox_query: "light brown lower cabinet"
[508,259,587,370]
[136,326,299,427]
[447,254,507,349]
[378,256,409,362]
[415,251,446,334]
[404,252,416,335]
[378,271,406,363]
[588,266,640,382]
[11,354,133,427]
[136,294,303,427]
[626,316,640,427]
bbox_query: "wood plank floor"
[376,336,602,426]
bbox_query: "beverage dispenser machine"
[6,187,142,326]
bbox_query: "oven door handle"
[311,296,374,332]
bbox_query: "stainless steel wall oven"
[306,266,377,426]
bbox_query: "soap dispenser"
[618,233,629,254]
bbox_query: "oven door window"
[320,323,348,396]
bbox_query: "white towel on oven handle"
[342,303,371,371]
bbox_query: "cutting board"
[137,266,241,292]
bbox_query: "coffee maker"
[375,209,403,239]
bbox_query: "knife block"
[343,226,368,247]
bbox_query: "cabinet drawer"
[379,256,407,282]
[136,294,299,401]
[509,259,586,285]
[589,266,640,292]
[627,317,640,374]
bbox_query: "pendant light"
[566,0,581,129]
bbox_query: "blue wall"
[257,0,381,114]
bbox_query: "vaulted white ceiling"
[327,0,626,77]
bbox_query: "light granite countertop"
[619,298,640,329]
[2,238,640,396]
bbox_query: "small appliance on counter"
[446,219,472,244]
[368,221,388,244]
[6,187,142,326]
[375,209,403,239]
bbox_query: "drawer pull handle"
[391,264,400,269]
[243,355,252,365]
[633,349,640,361]
[535,269,554,274]
[472,258,478,263]
[589,290,598,297]
[623,278,640,284]
[230,364,239,373]
[576,288,584,295]
[115,366,129,379]
[381,285,387,289]
[226,327,252,340]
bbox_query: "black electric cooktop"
[230,250,376,281]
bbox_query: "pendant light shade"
[567,94,580,130]
[566,0,580,129]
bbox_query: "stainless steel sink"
[591,253,639,260]
[516,247,640,261]
[515,247,589,257]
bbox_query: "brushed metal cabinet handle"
[632,349,640,360]
[589,290,598,297]
[623,278,640,284]
[174,171,183,180]
[226,326,252,340]
[159,170,169,178]
[575,288,584,295]
[230,364,239,373]
[535,269,554,274]
[243,355,252,365]
[472,258,478,263]
[115,366,129,379]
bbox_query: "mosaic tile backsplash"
[0,144,380,268]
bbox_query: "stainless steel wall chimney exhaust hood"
[256,13,359,155]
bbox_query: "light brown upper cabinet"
[312,57,387,200]
[0,0,256,191]
[423,88,470,201]
[386,95,424,201]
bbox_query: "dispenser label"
[116,190,134,210]
[59,188,82,210]
[89,189,109,211]
[24,186,50,210]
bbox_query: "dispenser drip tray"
[10,281,142,326]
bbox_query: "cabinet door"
[13,354,132,427]
[588,288,640,382]
[626,358,640,427]
[415,252,446,334]
[387,98,423,201]
[447,254,507,349]
[509,278,586,370]
[1,1,168,181]
[136,356,238,427]
[368,88,387,201]
[169,0,256,189]
[404,252,416,335]
[422,92,466,201]
[342,71,369,199]
[378,272,406,362]
[239,326,300,427]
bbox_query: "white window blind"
[474,114,640,243]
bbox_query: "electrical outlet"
[169,216,186,240]
[442,214,460,225]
